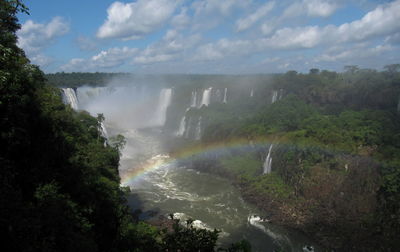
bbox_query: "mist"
[77,82,171,130]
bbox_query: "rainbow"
[119,134,349,186]
[119,136,275,186]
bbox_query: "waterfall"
[200,88,212,107]
[176,116,186,136]
[223,88,227,103]
[250,89,254,97]
[190,90,197,107]
[194,116,202,140]
[271,89,284,103]
[271,90,278,103]
[62,88,79,110]
[178,90,197,136]
[100,121,108,138]
[99,121,108,147]
[263,144,273,174]
[153,88,172,126]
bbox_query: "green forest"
[172,67,400,250]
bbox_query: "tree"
[109,134,126,153]
[344,65,359,74]
[384,64,400,74]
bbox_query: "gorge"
[55,69,400,251]
[61,81,318,252]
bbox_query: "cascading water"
[223,88,227,103]
[278,89,283,100]
[194,116,202,140]
[61,87,110,145]
[263,144,273,174]
[250,89,254,97]
[177,90,198,136]
[176,115,186,136]
[62,88,79,110]
[190,90,197,108]
[100,121,109,147]
[100,121,108,139]
[200,88,212,107]
[152,88,172,126]
[271,90,278,103]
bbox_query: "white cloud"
[134,54,176,64]
[50,0,400,73]
[262,26,322,49]
[278,62,291,69]
[61,47,138,71]
[263,0,400,49]
[334,0,400,42]
[188,0,400,67]
[190,0,251,30]
[261,57,280,64]
[236,1,275,32]
[385,32,400,44]
[171,7,190,29]
[133,30,202,64]
[97,0,176,40]
[192,38,253,61]
[192,0,250,17]
[164,29,179,42]
[316,43,393,62]
[283,0,338,19]
[92,47,138,67]
[61,58,87,72]
[30,54,53,67]
[63,30,203,70]
[17,17,69,55]
[260,22,274,35]
[192,43,224,61]
[306,0,338,17]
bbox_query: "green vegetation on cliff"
[185,68,400,250]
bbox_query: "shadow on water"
[126,192,161,221]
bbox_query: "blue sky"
[16,0,400,73]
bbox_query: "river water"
[115,128,319,252]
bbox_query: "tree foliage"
[185,67,400,250]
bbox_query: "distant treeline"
[45,71,275,88]
[46,72,129,87]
